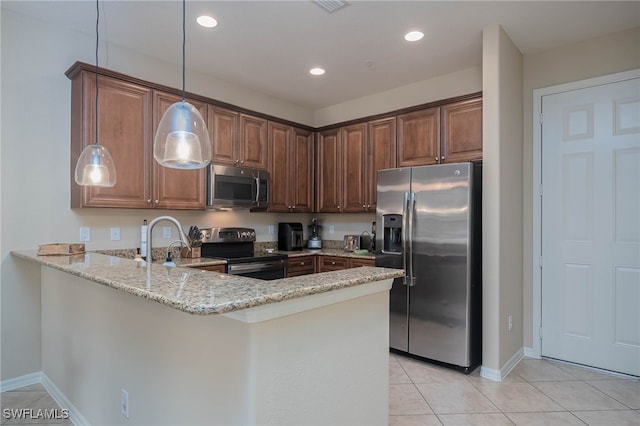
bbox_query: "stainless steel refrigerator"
[375,162,482,373]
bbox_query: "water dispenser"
[382,214,403,253]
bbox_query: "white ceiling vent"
[313,0,349,14]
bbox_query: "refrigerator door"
[376,167,411,352]
[408,163,473,366]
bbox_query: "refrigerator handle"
[402,192,410,285]
[408,192,416,286]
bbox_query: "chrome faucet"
[146,216,191,262]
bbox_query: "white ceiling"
[3,1,639,109]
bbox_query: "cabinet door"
[239,114,268,170]
[287,256,316,277]
[291,128,314,212]
[71,71,152,208]
[342,123,367,213]
[441,98,483,163]
[397,107,440,167]
[268,122,292,212]
[350,258,375,268]
[318,256,349,272]
[367,117,396,210]
[208,106,239,167]
[152,91,207,210]
[316,129,342,212]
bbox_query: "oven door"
[226,259,286,280]
[207,164,269,209]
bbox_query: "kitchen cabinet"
[268,123,314,213]
[397,98,482,167]
[69,68,207,209]
[441,98,483,163]
[286,256,316,277]
[317,256,350,272]
[198,264,226,273]
[208,107,268,170]
[342,123,368,212]
[397,107,440,167]
[366,117,397,210]
[152,91,207,209]
[350,258,375,268]
[316,128,342,212]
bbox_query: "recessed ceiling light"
[310,68,325,76]
[197,15,218,28]
[404,31,424,42]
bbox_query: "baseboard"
[480,347,525,382]
[0,372,42,392]
[40,374,90,426]
[524,346,540,359]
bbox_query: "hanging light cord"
[181,0,186,103]
[95,0,100,146]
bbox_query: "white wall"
[521,27,640,349]
[314,66,482,127]
[482,24,523,373]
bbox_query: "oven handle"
[227,260,284,274]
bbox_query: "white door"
[541,76,640,376]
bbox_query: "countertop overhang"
[11,250,402,316]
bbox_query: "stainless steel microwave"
[206,164,269,209]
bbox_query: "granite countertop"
[11,250,402,316]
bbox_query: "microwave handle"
[254,176,260,204]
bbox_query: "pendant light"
[74,0,117,187]
[153,0,211,169]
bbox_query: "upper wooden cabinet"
[397,98,482,167]
[316,129,342,212]
[208,109,268,170]
[152,91,207,209]
[69,69,207,209]
[268,123,313,213]
[397,107,440,167]
[441,98,483,163]
[342,123,368,213]
[367,117,397,210]
[70,70,153,208]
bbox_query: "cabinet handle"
[367,204,371,209]
[147,199,152,204]
[300,262,305,266]
[331,261,336,265]
[441,156,445,161]
[154,200,159,205]
[240,160,245,164]
[435,156,439,161]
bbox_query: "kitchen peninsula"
[12,250,402,426]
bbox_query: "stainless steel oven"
[199,227,286,280]
[207,165,269,209]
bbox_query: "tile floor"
[1,356,638,425]
[0,384,70,425]
[390,354,640,425]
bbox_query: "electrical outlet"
[163,226,172,239]
[110,227,121,241]
[79,227,91,242]
[329,225,335,234]
[121,388,129,419]
[508,315,513,332]
[268,225,274,235]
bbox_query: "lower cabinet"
[318,256,375,272]
[287,256,317,277]
[349,258,375,268]
[198,265,226,273]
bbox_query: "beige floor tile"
[397,357,471,385]
[465,369,524,384]
[586,379,640,409]
[390,359,413,384]
[6,385,45,393]
[505,411,585,426]
[473,382,564,413]
[572,409,640,426]
[551,361,632,381]
[416,381,499,414]
[531,381,628,411]
[389,414,443,425]
[0,391,47,410]
[4,394,71,425]
[390,384,434,416]
[438,413,515,425]
[512,359,577,382]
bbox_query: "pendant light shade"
[154,101,211,169]
[74,144,117,187]
[153,0,211,169]
[74,0,117,187]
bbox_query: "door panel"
[541,77,640,376]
